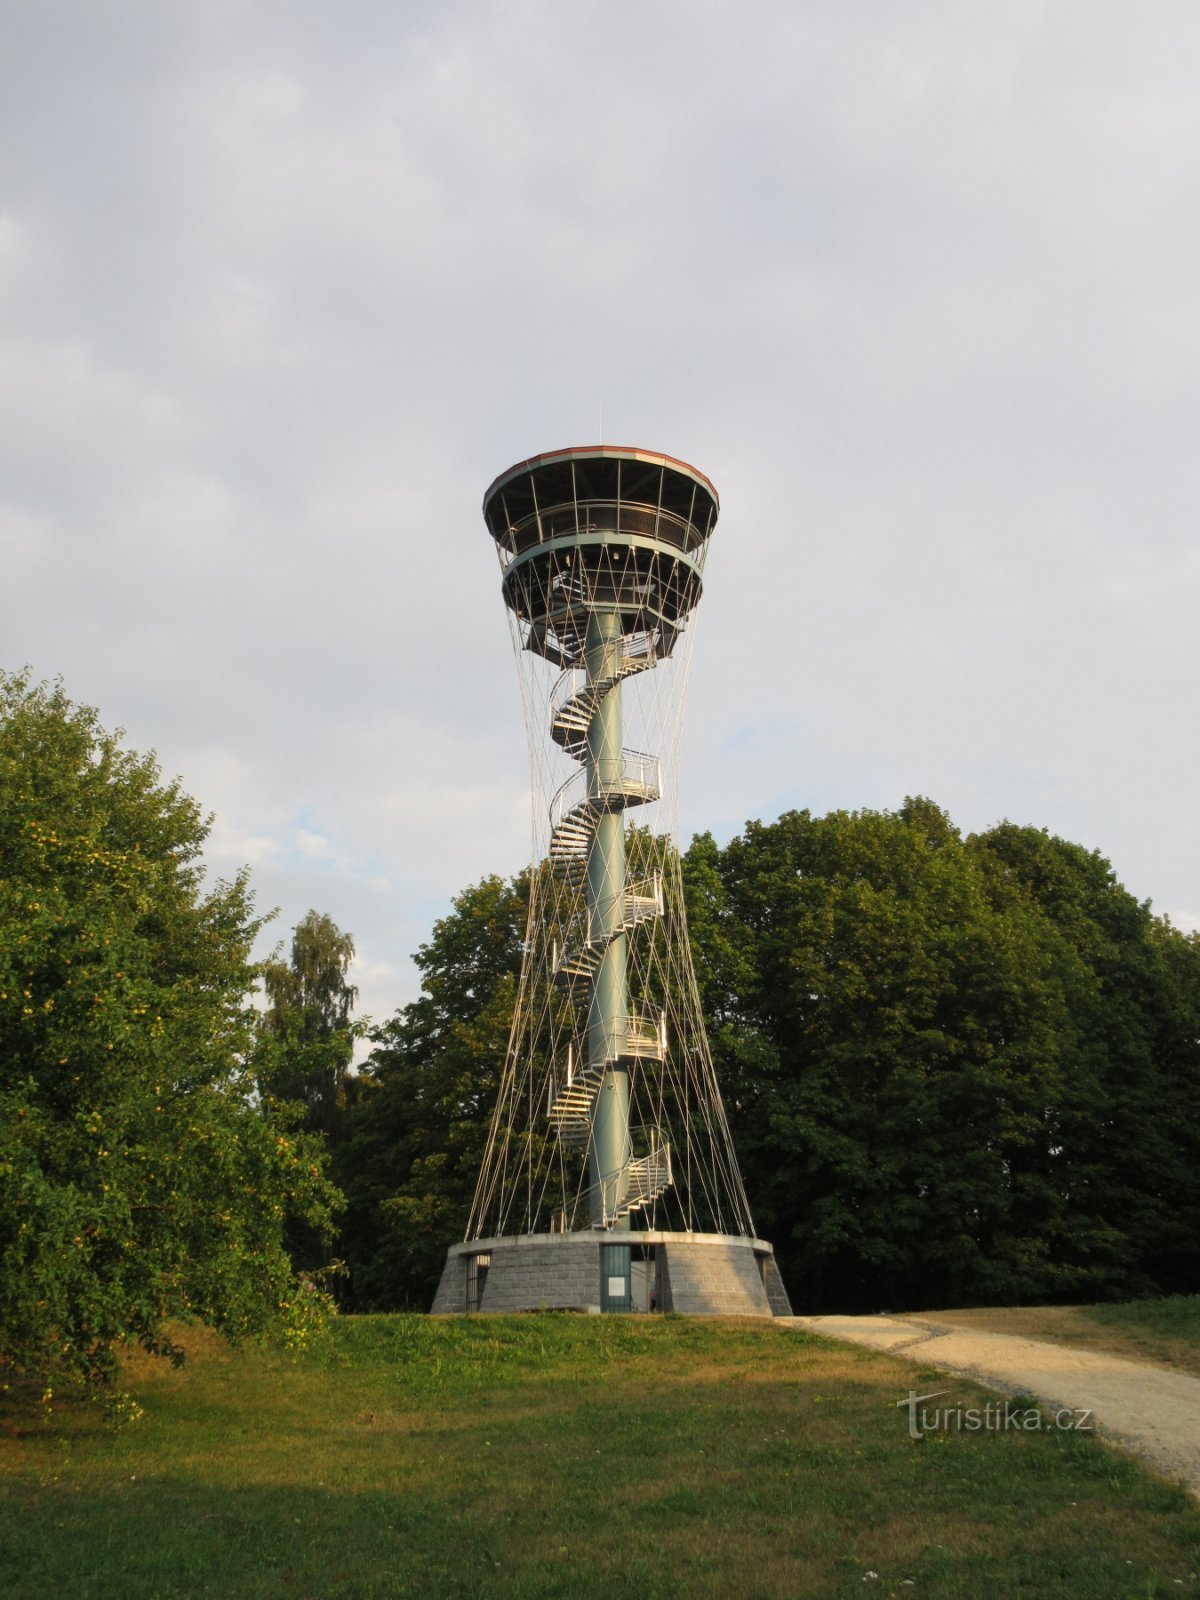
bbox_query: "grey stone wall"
[430,1251,467,1315]
[761,1252,794,1316]
[659,1239,773,1316]
[476,1236,600,1313]
[430,1232,791,1318]
[431,1235,600,1314]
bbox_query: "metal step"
[557,859,588,891]
[546,1018,666,1144]
[604,1145,673,1223]
[549,811,597,861]
[549,649,657,754]
[548,771,660,865]
[552,883,663,986]
[547,1065,605,1145]
[624,1015,665,1061]
[624,1151,671,1207]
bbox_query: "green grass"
[1,1314,1198,1599]
[921,1295,1200,1378]
[1084,1295,1200,1374]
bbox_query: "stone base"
[431,1231,793,1317]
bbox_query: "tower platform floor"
[431,1230,793,1317]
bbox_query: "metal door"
[601,1243,631,1312]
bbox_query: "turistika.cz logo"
[896,1389,1094,1440]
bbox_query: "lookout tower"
[431,446,791,1316]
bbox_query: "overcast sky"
[3,1,1198,1031]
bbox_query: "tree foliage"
[340,797,1200,1315]
[335,873,526,1309]
[257,909,364,1141]
[972,822,1200,1300]
[0,674,340,1404]
[689,800,1200,1310]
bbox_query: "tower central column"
[585,607,630,1228]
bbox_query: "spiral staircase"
[544,634,674,1225]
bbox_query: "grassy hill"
[2,1314,1198,1599]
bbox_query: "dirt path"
[788,1313,1200,1498]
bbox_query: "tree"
[256,910,365,1283]
[257,910,364,1141]
[972,821,1200,1299]
[693,799,1082,1310]
[337,796,1200,1314]
[0,673,340,1406]
[334,873,527,1308]
[686,800,1200,1310]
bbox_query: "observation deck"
[482,446,720,665]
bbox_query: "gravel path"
[788,1313,1200,1498]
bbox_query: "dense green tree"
[255,910,365,1284]
[257,909,365,1141]
[0,674,339,1405]
[972,823,1200,1299]
[1145,914,1200,1286]
[339,796,1200,1314]
[695,800,1083,1310]
[691,801,1200,1310]
[334,873,527,1308]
